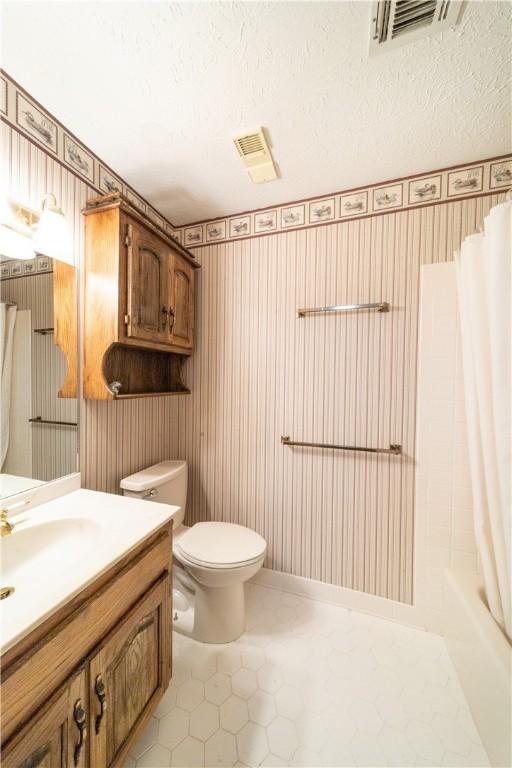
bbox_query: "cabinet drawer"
[1,533,170,743]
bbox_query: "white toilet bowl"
[120,461,266,644]
[173,521,266,643]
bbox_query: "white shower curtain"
[456,200,511,641]
[0,302,18,469]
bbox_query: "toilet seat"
[175,521,266,569]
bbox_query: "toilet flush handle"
[142,488,158,500]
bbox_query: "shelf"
[100,344,188,400]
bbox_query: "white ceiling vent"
[369,1,463,54]
[233,129,278,184]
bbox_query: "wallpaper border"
[1,69,177,238]
[2,69,510,249]
[176,155,511,248]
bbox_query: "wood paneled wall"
[3,118,504,602]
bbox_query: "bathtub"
[444,569,511,767]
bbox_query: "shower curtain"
[456,200,511,641]
[0,302,18,469]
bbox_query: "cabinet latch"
[124,234,131,247]
[124,314,130,325]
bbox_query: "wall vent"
[233,129,278,184]
[369,1,463,54]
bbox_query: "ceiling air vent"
[369,0,463,54]
[233,129,278,184]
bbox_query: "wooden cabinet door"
[89,575,170,768]
[125,221,169,345]
[2,668,87,768]
[167,252,195,350]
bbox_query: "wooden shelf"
[101,344,188,399]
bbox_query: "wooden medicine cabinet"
[83,193,200,400]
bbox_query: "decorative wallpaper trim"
[0,70,177,239]
[176,154,511,247]
[1,254,52,280]
[2,69,510,249]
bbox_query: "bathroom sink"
[0,518,101,585]
[0,488,179,655]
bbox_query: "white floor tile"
[171,736,205,768]
[205,673,232,706]
[132,717,159,759]
[248,689,277,726]
[190,701,220,742]
[130,582,489,768]
[158,708,189,752]
[204,729,237,768]
[236,721,269,765]
[136,744,171,768]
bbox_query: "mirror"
[0,253,78,498]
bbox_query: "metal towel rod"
[281,435,401,455]
[29,416,78,427]
[297,301,389,318]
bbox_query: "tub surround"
[415,262,512,767]
[0,489,176,767]
[445,569,511,768]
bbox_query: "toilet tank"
[120,460,187,527]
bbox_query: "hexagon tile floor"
[128,583,489,768]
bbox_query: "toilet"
[120,460,266,644]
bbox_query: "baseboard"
[250,567,430,631]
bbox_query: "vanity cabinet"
[83,192,200,399]
[1,525,172,768]
[2,669,87,768]
[89,577,170,767]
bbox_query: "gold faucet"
[0,510,14,537]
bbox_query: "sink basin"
[0,488,179,654]
[1,518,101,585]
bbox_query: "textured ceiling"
[1,1,510,225]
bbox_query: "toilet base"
[193,582,246,643]
[172,575,246,643]
[172,587,195,638]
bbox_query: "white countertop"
[0,473,46,499]
[0,488,179,655]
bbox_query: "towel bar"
[297,301,389,318]
[281,435,401,455]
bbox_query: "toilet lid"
[176,522,266,567]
